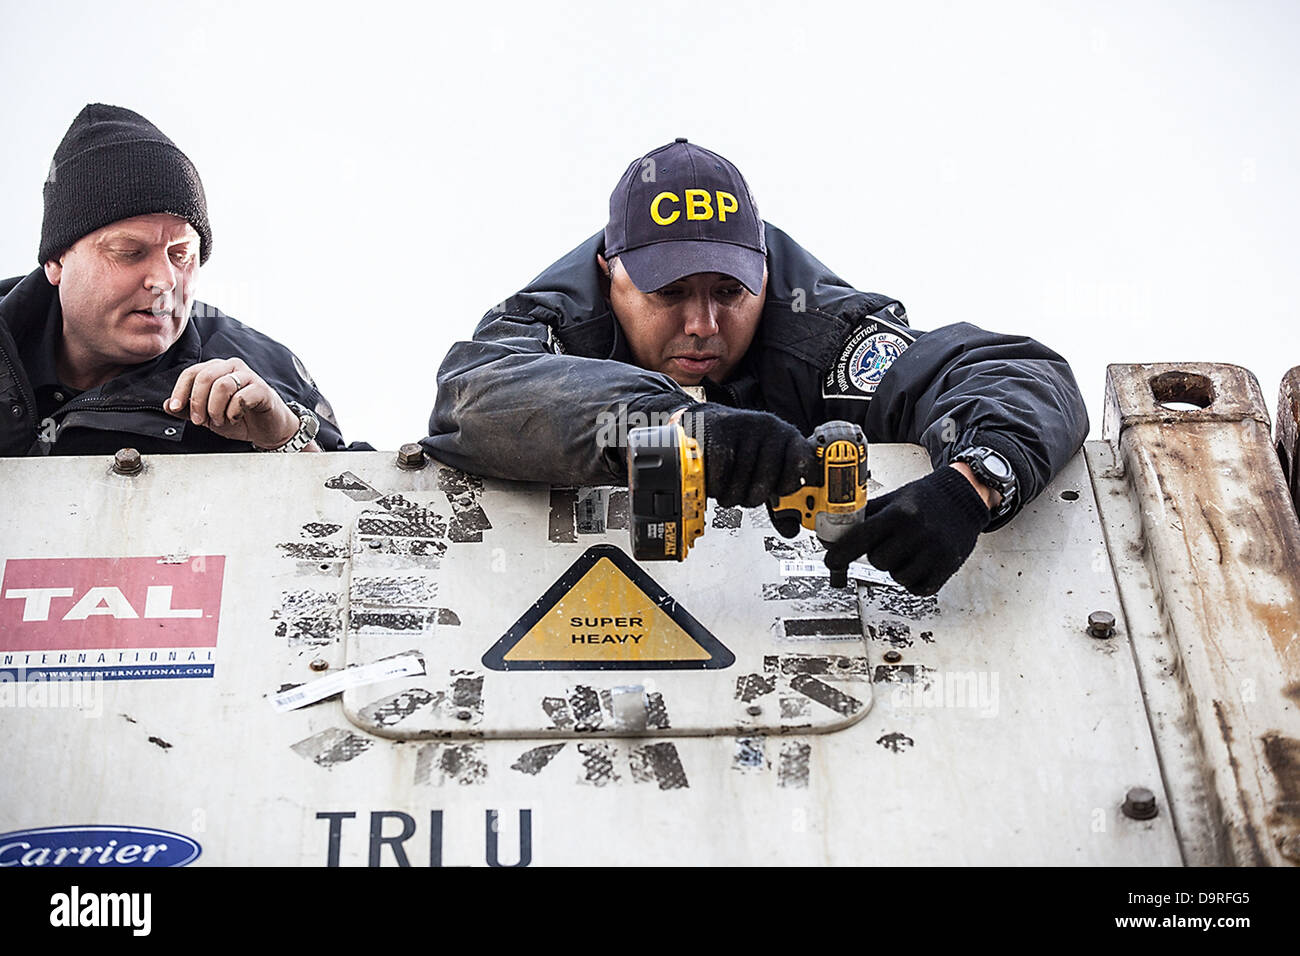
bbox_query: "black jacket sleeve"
[424,309,689,485]
[859,317,1089,529]
[423,234,692,484]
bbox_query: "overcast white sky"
[2,0,1297,452]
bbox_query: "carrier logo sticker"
[0,825,202,867]
[823,321,915,401]
[483,544,733,671]
[0,555,224,681]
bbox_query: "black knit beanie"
[39,104,213,265]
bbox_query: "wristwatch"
[952,446,1017,523]
[255,400,319,453]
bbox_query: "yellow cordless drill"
[627,420,869,587]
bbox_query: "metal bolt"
[396,443,427,470]
[1122,786,1158,820]
[9,404,23,419]
[1088,611,1116,639]
[309,658,329,672]
[456,709,473,721]
[112,448,143,475]
[1279,834,1300,864]
[883,650,902,664]
[745,705,762,717]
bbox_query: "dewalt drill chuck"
[627,419,869,587]
[769,421,869,587]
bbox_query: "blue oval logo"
[0,825,201,868]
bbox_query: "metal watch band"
[255,400,319,453]
[953,446,1017,522]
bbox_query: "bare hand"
[165,358,303,449]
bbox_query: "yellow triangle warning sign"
[482,545,733,671]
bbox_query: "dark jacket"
[424,223,1089,528]
[0,269,354,456]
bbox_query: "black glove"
[824,466,991,596]
[685,404,818,509]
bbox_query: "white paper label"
[271,654,426,713]
[778,559,896,585]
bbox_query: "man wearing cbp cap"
[425,139,1088,595]
[0,103,359,457]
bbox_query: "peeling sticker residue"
[712,507,742,529]
[733,736,768,771]
[451,670,484,712]
[780,695,812,719]
[576,488,609,534]
[790,673,864,716]
[764,535,825,558]
[276,541,350,560]
[548,488,578,544]
[302,522,342,538]
[778,741,811,789]
[357,688,439,727]
[735,673,777,702]
[350,575,439,608]
[358,538,446,558]
[437,468,492,542]
[646,691,670,730]
[860,582,940,620]
[762,578,856,614]
[415,742,488,786]
[877,732,915,754]
[570,685,603,731]
[291,727,373,767]
[606,490,629,530]
[629,742,689,790]
[511,743,566,776]
[357,510,447,539]
[872,664,933,686]
[578,742,620,786]
[542,696,574,730]
[866,619,913,647]
[272,589,341,645]
[348,609,442,635]
[782,617,863,639]
[325,472,382,501]
[764,654,869,677]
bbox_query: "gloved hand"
[684,404,818,510]
[824,466,991,596]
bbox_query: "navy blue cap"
[604,139,766,294]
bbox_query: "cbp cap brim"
[619,241,766,295]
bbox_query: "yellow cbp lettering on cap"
[650,192,680,226]
[716,191,738,222]
[685,189,714,221]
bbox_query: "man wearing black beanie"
[0,103,358,456]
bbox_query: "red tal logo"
[0,556,225,651]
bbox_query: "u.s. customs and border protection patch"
[822,317,917,401]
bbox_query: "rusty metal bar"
[1278,366,1300,518]
[1104,362,1300,866]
